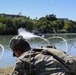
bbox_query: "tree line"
[0,14,76,35]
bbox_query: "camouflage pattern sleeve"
[12,59,27,75]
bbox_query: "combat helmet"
[9,35,31,52]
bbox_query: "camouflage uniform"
[9,35,76,75]
[12,49,69,75]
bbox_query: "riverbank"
[0,66,14,75]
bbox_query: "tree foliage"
[0,14,76,35]
[64,20,75,32]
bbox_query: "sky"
[0,0,76,21]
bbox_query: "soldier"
[9,35,70,75]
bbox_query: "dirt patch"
[0,66,14,75]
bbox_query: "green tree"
[45,14,57,21]
[64,20,74,32]
[52,21,60,33]
[0,23,3,34]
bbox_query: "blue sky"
[0,0,76,21]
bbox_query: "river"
[0,34,76,68]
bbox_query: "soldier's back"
[17,49,70,75]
